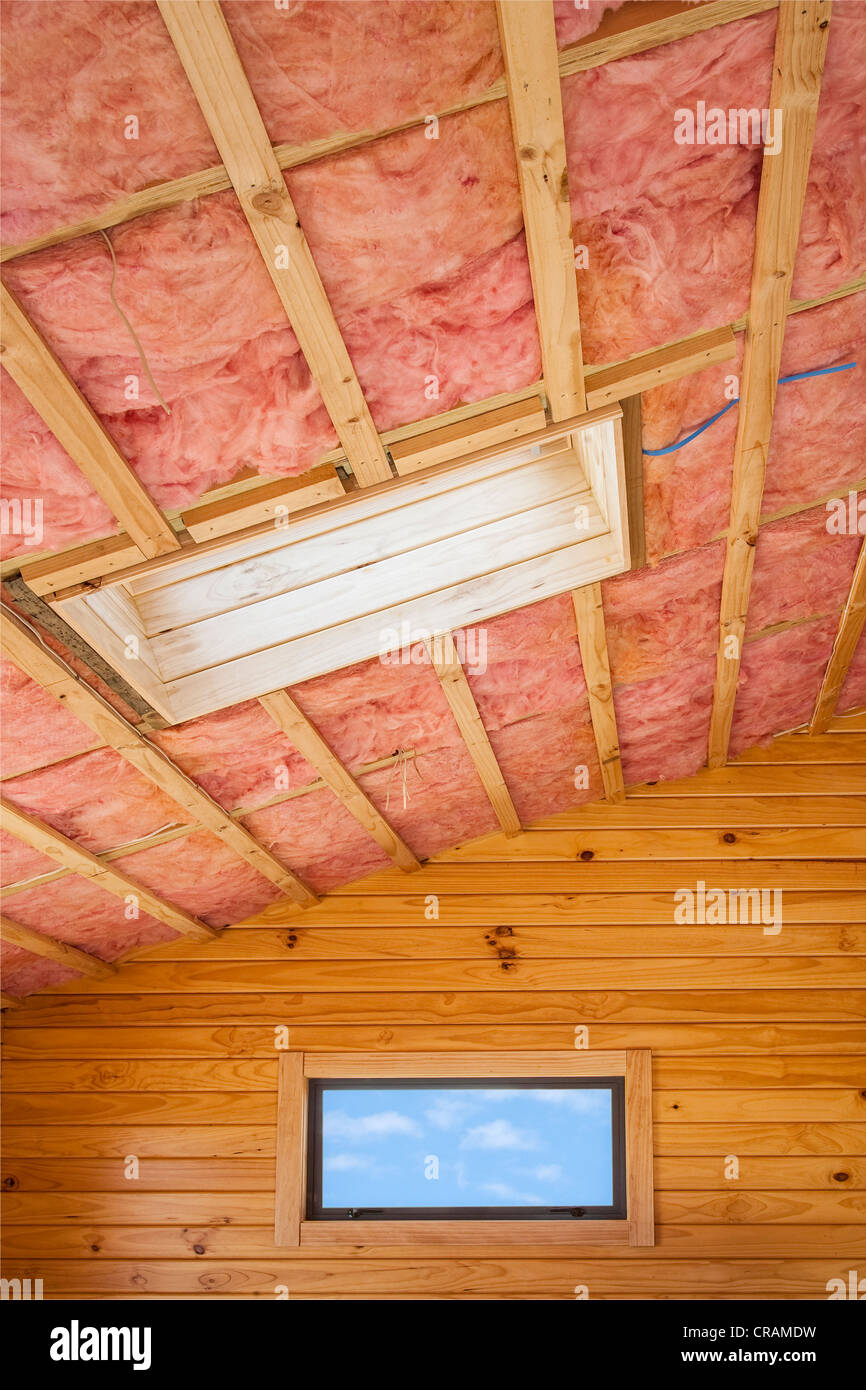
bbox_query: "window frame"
[275,1050,654,1248]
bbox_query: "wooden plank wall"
[1,719,864,1300]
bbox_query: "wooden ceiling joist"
[0,798,217,941]
[0,285,179,560]
[427,631,521,837]
[810,539,866,733]
[259,691,421,873]
[157,0,391,489]
[497,0,585,419]
[0,915,116,980]
[0,605,318,907]
[707,0,831,768]
[572,583,626,803]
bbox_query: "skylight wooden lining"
[45,405,629,725]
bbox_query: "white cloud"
[323,1109,422,1142]
[425,1095,478,1131]
[529,1089,609,1115]
[324,1153,375,1172]
[527,1164,563,1183]
[478,1181,544,1206]
[460,1118,539,1151]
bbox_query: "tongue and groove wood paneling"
[1,724,864,1300]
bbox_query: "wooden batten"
[181,465,346,542]
[708,1,832,767]
[156,0,391,488]
[0,285,179,560]
[585,324,737,409]
[390,398,547,476]
[259,690,420,872]
[427,631,522,836]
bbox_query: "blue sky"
[320,1084,614,1209]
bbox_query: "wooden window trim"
[275,1050,654,1248]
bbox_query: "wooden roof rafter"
[497,0,585,418]
[0,797,217,941]
[0,604,318,907]
[572,583,626,802]
[0,284,179,561]
[0,914,116,980]
[809,538,866,733]
[707,0,832,768]
[156,0,391,488]
[427,631,521,837]
[259,690,421,873]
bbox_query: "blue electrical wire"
[642,361,857,457]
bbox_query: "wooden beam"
[157,0,391,488]
[707,0,832,766]
[585,325,737,409]
[497,1,584,418]
[426,631,521,836]
[18,535,149,598]
[620,394,645,571]
[0,605,317,907]
[0,916,116,980]
[810,538,866,733]
[181,464,345,542]
[0,798,217,941]
[259,691,420,872]
[0,285,180,559]
[571,583,625,802]
[390,398,547,476]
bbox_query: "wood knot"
[251,188,286,214]
[722,832,737,844]
[494,925,513,937]
[518,143,538,162]
[2,1175,18,1189]
[579,849,594,861]
[193,1243,206,1255]
[832,1172,850,1183]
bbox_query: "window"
[276,1052,653,1247]
[308,1077,626,1222]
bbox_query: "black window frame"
[306,1075,627,1222]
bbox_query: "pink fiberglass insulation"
[485,704,603,826]
[0,830,55,887]
[112,829,283,928]
[0,1,507,247]
[614,657,717,787]
[602,542,725,685]
[553,0,627,47]
[1,747,191,854]
[763,295,866,517]
[289,656,462,768]
[792,0,866,300]
[747,502,863,637]
[562,12,775,363]
[0,656,102,777]
[358,744,500,863]
[839,634,866,713]
[242,787,392,895]
[223,1,503,147]
[1,942,78,996]
[151,700,320,815]
[462,594,586,731]
[0,373,116,559]
[641,337,743,563]
[0,0,217,246]
[2,872,180,958]
[730,615,840,757]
